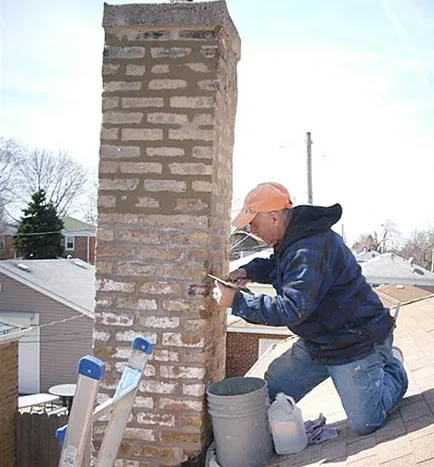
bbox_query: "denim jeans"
[264,333,408,435]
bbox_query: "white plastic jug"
[267,393,308,455]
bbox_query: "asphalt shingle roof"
[0,258,95,316]
[247,295,434,466]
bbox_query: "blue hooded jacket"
[231,204,395,365]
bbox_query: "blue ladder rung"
[56,425,68,445]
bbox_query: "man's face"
[249,211,282,246]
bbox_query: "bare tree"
[352,219,401,254]
[1,139,89,217]
[399,228,434,270]
[78,175,98,225]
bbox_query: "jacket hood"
[277,203,343,253]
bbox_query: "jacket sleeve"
[242,254,276,284]
[232,247,331,326]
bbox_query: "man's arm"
[231,248,331,326]
[240,255,276,284]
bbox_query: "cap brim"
[232,210,257,229]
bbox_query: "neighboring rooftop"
[0,320,28,344]
[247,295,434,466]
[376,284,432,307]
[62,216,95,234]
[355,250,381,262]
[227,314,291,336]
[0,259,95,316]
[361,253,434,288]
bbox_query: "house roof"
[361,253,434,286]
[227,314,291,336]
[230,247,273,271]
[247,294,434,466]
[0,259,95,317]
[355,250,380,262]
[0,320,28,344]
[62,216,96,235]
[376,284,432,305]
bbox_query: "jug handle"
[285,395,296,411]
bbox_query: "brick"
[162,334,205,349]
[159,398,203,412]
[99,178,139,191]
[101,127,118,140]
[138,247,183,261]
[193,113,214,125]
[104,46,145,59]
[96,279,135,293]
[162,300,190,312]
[99,161,118,174]
[139,316,180,329]
[102,96,119,110]
[143,180,186,192]
[97,311,133,326]
[104,81,141,92]
[198,79,219,91]
[100,145,140,158]
[192,146,213,159]
[122,97,164,108]
[162,264,207,280]
[169,162,212,175]
[134,396,154,409]
[140,282,181,295]
[120,162,162,174]
[151,64,170,74]
[116,330,157,343]
[148,79,187,90]
[137,413,175,427]
[140,380,178,394]
[182,416,203,428]
[189,232,210,245]
[170,96,215,108]
[94,330,111,342]
[175,198,208,212]
[125,64,147,76]
[147,113,188,125]
[169,128,214,141]
[146,147,185,157]
[183,62,210,72]
[122,128,163,141]
[96,259,113,273]
[117,297,157,311]
[160,431,200,444]
[192,180,213,192]
[178,29,218,40]
[134,197,159,208]
[133,445,174,459]
[103,111,143,124]
[183,383,206,397]
[151,47,191,58]
[102,63,120,75]
[124,427,155,442]
[151,349,179,362]
[115,230,159,243]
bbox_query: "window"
[65,235,75,251]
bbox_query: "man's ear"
[269,211,280,224]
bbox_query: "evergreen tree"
[13,190,64,259]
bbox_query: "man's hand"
[228,268,250,287]
[212,281,237,308]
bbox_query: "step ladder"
[56,336,153,467]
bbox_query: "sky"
[2,0,434,244]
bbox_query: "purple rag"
[304,413,339,444]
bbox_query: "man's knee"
[348,410,387,435]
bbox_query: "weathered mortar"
[94,1,240,465]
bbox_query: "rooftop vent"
[16,263,30,272]
[74,260,87,269]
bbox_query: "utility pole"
[306,132,313,204]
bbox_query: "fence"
[16,409,68,467]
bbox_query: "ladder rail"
[56,336,153,467]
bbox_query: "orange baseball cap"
[232,182,293,228]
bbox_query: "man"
[214,182,408,435]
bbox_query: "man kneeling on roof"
[213,182,408,435]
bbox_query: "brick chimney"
[94,1,240,465]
